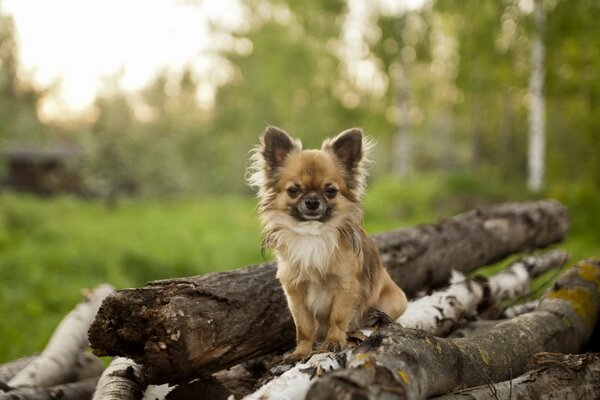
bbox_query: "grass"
[0,173,597,362]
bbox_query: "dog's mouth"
[292,206,333,222]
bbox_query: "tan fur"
[248,127,407,358]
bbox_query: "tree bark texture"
[397,250,568,336]
[92,357,143,400]
[89,200,568,384]
[433,352,600,400]
[0,356,35,386]
[373,200,568,294]
[0,378,98,400]
[306,258,600,400]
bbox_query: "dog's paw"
[284,348,311,363]
[319,339,345,353]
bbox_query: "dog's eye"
[287,186,300,196]
[324,186,338,198]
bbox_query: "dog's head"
[247,126,372,229]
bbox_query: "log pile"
[2,200,599,400]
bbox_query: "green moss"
[576,259,600,286]
[478,348,491,365]
[397,369,411,384]
[546,287,597,329]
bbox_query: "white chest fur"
[306,284,333,317]
[274,221,338,274]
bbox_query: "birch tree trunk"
[528,0,546,192]
[89,201,568,385]
[392,64,411,177]
[307,258,600,400]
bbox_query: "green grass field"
[0,174,597,362]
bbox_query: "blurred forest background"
[0,0,599,361]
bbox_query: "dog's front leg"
[320,286,360,352]
[284,286,316,359]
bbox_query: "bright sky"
[2,0,243,116]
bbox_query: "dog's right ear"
[261,126,301,170]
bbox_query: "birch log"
[433,352,600,400]
[89,201,568,384]
[0,352,103,388]
[307,258,600,400]
[0,378,99,400]
[243,250,567,400]
[8,284,113,388]
[92,357,144,400]
[397,250,568,335]
[0,356,35,385]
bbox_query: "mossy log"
[89,200,568,384]
[307,258,600,400]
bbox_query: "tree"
[528,0,546,192]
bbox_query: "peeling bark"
[0,378,98,400]
[89,201,568,384]
[397,250,567,335]
[307,258,600,400]
[92,357,144,400]
[8,285,113,388]
[433,352,600,399]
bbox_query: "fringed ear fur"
[246,126,302,192]
[261,126,301,170]
[325,128,364,171]
[322,128,373,200]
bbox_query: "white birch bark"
[397,250,567,335]
[528,0,546,192]
[392,65,411,177]
[142,384,176,400]
[92,357,143,400]
[8,284,114,388]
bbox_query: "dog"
[247,126,407,358]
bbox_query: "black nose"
[305,198,320,211]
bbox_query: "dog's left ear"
[325,128,364,170]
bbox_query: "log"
[0,356,36,385]
[306,258,600,399]
[89,200,568,384]
[0,378,98,400]
[0,353,103,392]
[432,352,600,399]
[397,250,568,335]
[372,200,568,294]
[9,284,113,388]
[92,357,143,400]
[243,250,567,400]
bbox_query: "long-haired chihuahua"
[248,126,407,358]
